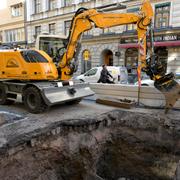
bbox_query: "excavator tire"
[0,84,14,105]
[23,86,48,114]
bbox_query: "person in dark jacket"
[97,64,114,83]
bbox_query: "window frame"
[81,0,91,2]
[49,0,56,10]
[5,28,24,43]
[126,8,139,32]
[34,0,41,14]
[154,2,171,29]
[49,23,56,34]
[64,20,71,36]
[35,26,41,38]
[11,3,23,17]
[64,0,74,7]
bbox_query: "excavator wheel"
[23,86,48,114]
[0,84,14,105]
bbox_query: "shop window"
[155,3,170,29]
[125,48,138,73]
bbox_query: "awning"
[119,40,180,48]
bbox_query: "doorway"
[101,49,113,66]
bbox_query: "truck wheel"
[23,86,48,113]
[0,85,14,105]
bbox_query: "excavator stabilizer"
[41,82,94,106]
[154,73,180,113]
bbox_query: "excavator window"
[38,37,67,59]
[21,50,48,63]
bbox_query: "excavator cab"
[35,34,67,64]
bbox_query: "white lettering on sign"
[163,35,177,41]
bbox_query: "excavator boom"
[59,0,153,79]
[58,0,179,112]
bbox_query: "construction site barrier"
[90,83,180,109]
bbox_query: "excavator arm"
[58,0,180,112]
[59,1,152,79]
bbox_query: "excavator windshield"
[35,35,67,60]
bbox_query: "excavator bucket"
[154,73,180,113]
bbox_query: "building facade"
[25,0,180,75]
[0,0,26,47]
[116,0,180,74]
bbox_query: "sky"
[0,0,7,10]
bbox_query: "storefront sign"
[154,34,180,42]
[120,33,180,44]
[83,50,91,61]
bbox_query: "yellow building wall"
[0,0,25,43]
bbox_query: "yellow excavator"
[0,0,179,113]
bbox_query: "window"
[11,3,23,17]
[126,24,136,31]
[85,68,97,76]
[21,50,48,63]
[80,0,91,2]
[126,8,139,31]
[83,29,93,36]
[64,20,71,36]
[34,0,41,14]
[49,23,56,34]
[35,26,41,38]
[0,31,2,42]
[102,28,111,34]
[155,3,170,29]
[64,0,74,6]
[38,37,66,58]
[5,28,24,42]
[49,0,56,10]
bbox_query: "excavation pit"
[0,109,179,180]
